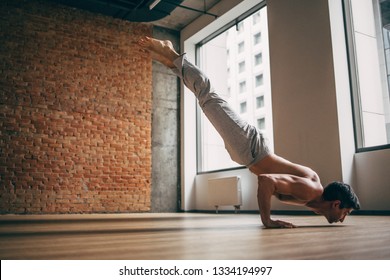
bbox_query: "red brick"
[0,0,152,214]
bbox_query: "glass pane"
[256,95,265,108]
[255,53,263,65]
[197,6,273,172]
[348,0,390,148]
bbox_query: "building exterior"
[198,8,273,172]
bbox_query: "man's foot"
[137,36,180,68]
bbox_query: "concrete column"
[151,27,181,212]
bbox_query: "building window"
[196,3,273,172]
[255,74,264,87]
[240,101,247,113]
[238,41,245,53]
[256,95,265,108]
[345,0,390,150]
[237,21,244,33]
[253,11,261,25]
[255,53,263,65]
[238,61,246,73]
[239,81,247,93]
[257,118,266,130]
[254,32,261,45]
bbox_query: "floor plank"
[0,213,389,259]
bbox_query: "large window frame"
[343,0,390,153]
[195,1,270,174]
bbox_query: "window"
[254,32,261,45]
[253,11,261,25]
[240,101,247,113]
[345,0,390,150]
[239,81,247,93]
[255,74,264,87]
[238,41,245,53]
[196,4,273,172]
[255,53,263,65]
[238,61,246,73]
[237,21,244,33]
[257,117,266,130]
[256,95,265,108]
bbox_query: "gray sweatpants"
[172,55,271,168]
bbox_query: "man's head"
[321,181,360,224]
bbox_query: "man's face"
[324,202,353,224]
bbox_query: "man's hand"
[264,219,297,229]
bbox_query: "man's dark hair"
[322,181,360,210]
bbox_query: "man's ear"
[332,200,341,209]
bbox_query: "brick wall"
[0,0,153,213]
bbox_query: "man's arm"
[257,174,323,228]
[257,175,296,228]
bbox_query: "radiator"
[208,176,242,213]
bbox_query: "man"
[138,36,360,228]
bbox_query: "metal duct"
[50,0,185,22]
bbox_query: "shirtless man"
[138,36,360,228]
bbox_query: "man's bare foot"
[137,36,180,68]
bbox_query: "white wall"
[267,0,343,186]
[355,149,390,210]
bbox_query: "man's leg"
[137,37,180,68]
[138,37,270,167]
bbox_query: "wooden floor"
[0,213,389,260]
